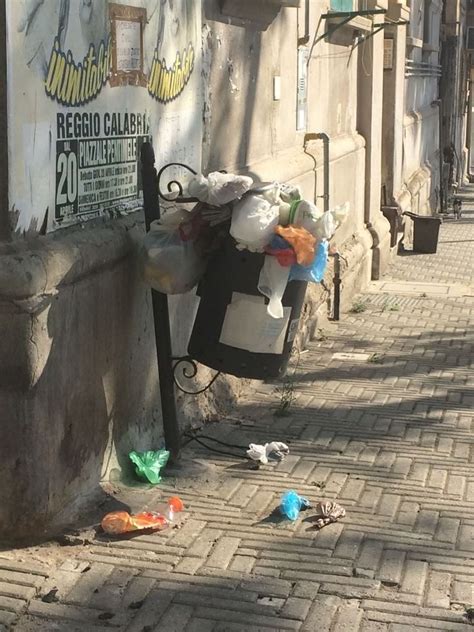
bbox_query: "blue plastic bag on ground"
[289,240,329,283]
[280,490,311,521]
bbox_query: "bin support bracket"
[142,148,222,414]
[172,356,221,395]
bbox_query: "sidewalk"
[2,196,473,631]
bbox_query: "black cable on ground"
[185,435,248,459]
[183,432,248,450]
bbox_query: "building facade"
[0,0,466,539]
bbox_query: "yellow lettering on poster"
[147,45,195,103]
[45,38,112,106]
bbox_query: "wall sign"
[297,46,309,131]
[6,0,202,233]
[384,38,394,70]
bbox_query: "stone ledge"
[0,216,139,301]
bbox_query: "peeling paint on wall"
[6,0,203,234]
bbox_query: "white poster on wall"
[6,0,202,233]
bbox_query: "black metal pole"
[333,253,341,321]
[141,142,181,462]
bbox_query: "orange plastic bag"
[275,225,316,266]
[101,497,184,535]
[101,511,168,535]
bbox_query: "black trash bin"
[188,234,307,380]
[404,212,442,254]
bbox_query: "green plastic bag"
[129,450,170,485]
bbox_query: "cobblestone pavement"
[2,195,474,631]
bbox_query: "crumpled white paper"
[247,441,289,464]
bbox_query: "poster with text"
[6,0,202,233]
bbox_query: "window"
[329,0,354,12]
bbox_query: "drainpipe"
[304,132,330,211]
[433,96,444,212]
[303,133,341,319]
[317,132,330,213]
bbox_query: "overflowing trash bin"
[140,170,349,379]
[404,211,442,254]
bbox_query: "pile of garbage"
[141,171,349,318]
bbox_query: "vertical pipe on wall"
[141,142,181,463]
[0,1,11,242]
[315,133,330,212]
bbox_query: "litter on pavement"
[246,441,289,464]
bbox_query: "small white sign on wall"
[297,46,309,131]
[384,38,394,70]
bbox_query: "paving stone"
[0,611,17,627]
[280,596,312,621]
[357,539,384,573]
[378,550,406,586]
[125,588,175,632]
[157,604,194,631]
[186,618,216,632]
[333,604,364,631]
[194,606,301,630]
[399,560,428,596]
[0,581,37,601]
[292,581,320,599]
[434,517,459,544]
[205,537,241,569]
[425,570,451,608]
[301,596,340,631]
[450,580,473,606]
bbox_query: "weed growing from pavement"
[350,298,369,313]
[274,380,296,417]
[274,349,301,417]
[368,353,384,364]
[381,300,400,312]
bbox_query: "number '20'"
[56,152,78,205]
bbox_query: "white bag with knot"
[230,193,280,251]
[314,202,350,240]
[140,221,205,295]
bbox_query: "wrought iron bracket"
[351,19,409,49]
[172,355,221,395]
[311,9,387,47]
[157,162,199,203]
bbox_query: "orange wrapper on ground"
[101,511,168,535]
[275,225,317,266]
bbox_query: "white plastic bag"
[188,172,253,206]
[289,200,323,235]
[332,201,349,225]
[140,222,205,294]
[314,210,336,240]
[258,255,291,319]
[247,441,290,464]
[230,194,280,251]
[314,202,349,239]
